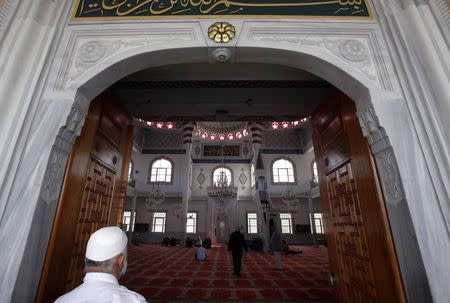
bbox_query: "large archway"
[8,42,427,302]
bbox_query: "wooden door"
[311,89,406,303]
[36,91,133,303]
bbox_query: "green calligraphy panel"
[73,0,372,20]
[204,145,240,157]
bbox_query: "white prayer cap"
[85,226,128,262]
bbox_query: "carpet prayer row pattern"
[123,244,334,302]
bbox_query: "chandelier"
[209,170,237,201]
[145,182,165,212]
[208,122,237,202]
[281,186,298,213]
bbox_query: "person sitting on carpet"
[162,236,169,246]
[286,249,303,255]
[202,237,212,249]
[195,245,207,261]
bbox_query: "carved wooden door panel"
[66,158,116,289]
[37,92,133,303]
[311,89,406,303]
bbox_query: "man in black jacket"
[228,226,248,276]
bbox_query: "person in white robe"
[195,246,207,261]
[55,226,146,303]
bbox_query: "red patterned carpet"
[123,244,334,302]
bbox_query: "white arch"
[2,40,424,303]
[68,44,379,111]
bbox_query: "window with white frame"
[152,212,166,233]
[280,213,293,234]
[272,158,295,183]
[251,164,256,188]
[122,210,136,232]
[247,213,258,234]
[310,213,324,234]
[128,161,134,182]
[213,167,232,186]
[312,161,319,183]
[150,158,172,183]
[186,212,197,234]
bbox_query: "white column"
[0,2,75,302]
[181,122,194,241]
[373,2,449,302]
[128,192,138,244]
[207,198,217,244]
[308,196,318,247]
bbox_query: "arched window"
[312,161,319,183]
[149,158,173,183]
[127,160,134,182]
[251,164,256,188]
[213,166,232,186]
[272,158,295,184]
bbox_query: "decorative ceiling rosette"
[208,22,236,43]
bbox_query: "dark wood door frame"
[312,88,407,302]
[36,92,133,303]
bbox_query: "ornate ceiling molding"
[54,27,199,90]
[245,26,395,91]
[52,22,397,94]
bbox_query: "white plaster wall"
[237,200,259,234]
[272,197,321,225]
[188,200,209,235]
[191,163,253,198]
[262,149,316,194]
[132,151,186,194]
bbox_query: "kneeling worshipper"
[195,245,207,261]
[55,226,146,303]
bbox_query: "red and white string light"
[195,128,250,141]
[138,117,309,138]
[271,118,309,130]
[138,119,176,130]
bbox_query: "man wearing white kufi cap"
[55,226,146,303]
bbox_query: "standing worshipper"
[228,226,248,276]
[271,226,283,271]
[55,226,146,303]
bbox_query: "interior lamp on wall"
[145,182,165,212]
[174,201,184,219]
[281,185,298,213]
